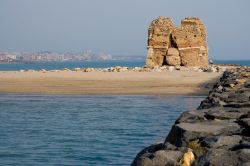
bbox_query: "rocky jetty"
[146,16,209,67]
[132,66,250,166]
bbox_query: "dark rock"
[237,118,250,136]
[238,149,250,165]
[175,109,206,124]
[151,150,183,166]
[132,67,250,165]
[225,92,250,103]
[244,80,250,88]
[209,92,229,100]
[223,102,250,108]
[165,121,240,147]
[231,139,250,151]
[131,143,184,166]
[201,135,242,149]
[240,112,250,119]
[195,149,247,166]
[238,118,250,128]
[198,96,226,109]
[204,107,248,120]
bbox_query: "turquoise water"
[0,94,203,165]
[0,59,249,71]
[214,60,250,66]
[0,60,145,71]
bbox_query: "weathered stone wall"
[145,17,209,67]
[146,16,175,67]
[132,67,250,166]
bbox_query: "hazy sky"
[0,0,249,59]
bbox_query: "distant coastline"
[0,51,146,64]
[0,59,249,71]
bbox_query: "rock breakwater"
[132,66,250,166]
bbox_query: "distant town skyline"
[0,51,114,63]
[0,0,250,59]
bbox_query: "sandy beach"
[0,70,222,95]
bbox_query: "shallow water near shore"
[0,60,144,71]
[0,59,249,71]
[0,94,204,165]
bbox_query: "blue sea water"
[0,60,145,71]
[0,59,249,71]
[0,94,204,165]
[214,60,250,66]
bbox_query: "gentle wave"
[0,94,203,165]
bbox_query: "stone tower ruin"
[145,16,209,67]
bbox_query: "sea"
[0,59,249,165]
[0,95,203,165]
[0,59,249,71]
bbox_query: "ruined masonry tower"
[145,16,209,67]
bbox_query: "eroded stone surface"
[146,17,209,67]
[146,16,175,67]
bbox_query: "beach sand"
[0,71,222,95]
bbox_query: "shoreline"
[0,93,207,97]
[0,70,222,95]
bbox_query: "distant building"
[0,53,17,62]
[0,51,113,63]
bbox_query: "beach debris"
[152,66,161,72]
[40,69,47,73]
[63,68,71,71]
[175,66,181,70]
[20,64,238,73]
[84,68,95,72]
[73,68,81,72]
[168,66,175,72]
[50,70,60,72]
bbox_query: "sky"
[0,0,249,60]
